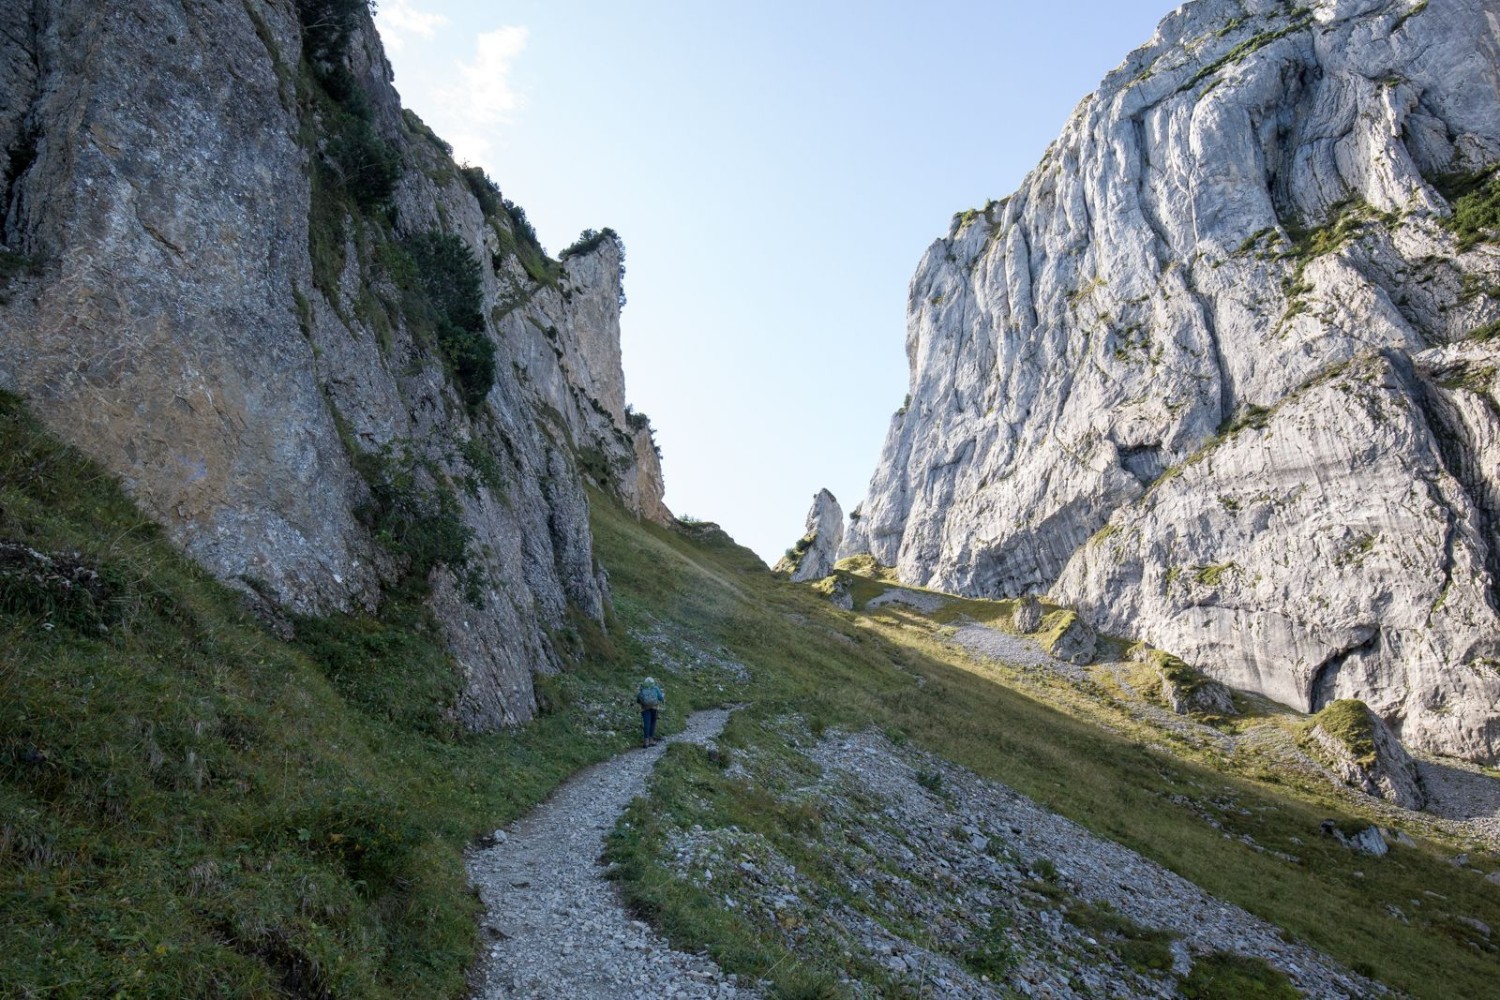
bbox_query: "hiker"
[636,675,665,747]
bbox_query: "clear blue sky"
[375,1,1175,565]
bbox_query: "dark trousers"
[641,708,659,741]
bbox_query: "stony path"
[467,709,753,1000]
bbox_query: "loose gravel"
[661,726,1378,999]
[468,709,754,1000]
[806,730,1378,999]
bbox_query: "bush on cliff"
[400,231,496,412]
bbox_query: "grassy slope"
[0,395,728,999]
[4,390,1499,998]
[589,496,1500,1000]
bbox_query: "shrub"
[1433,168,1500,251]
[296,0,373,65]
[351,444,475,599]
[503,198,540,248]
[961,913,1017,979]
[0,249,38,304]
[402,231,495,411]
[402,108,452,155]
[328,115,402,208]
[460,165,503,217]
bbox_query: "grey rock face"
[0,1,664,727]
[842,0,1500,760]
[1012,596,1044,633]
[776,489,844,582]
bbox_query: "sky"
[374,0,1176,565]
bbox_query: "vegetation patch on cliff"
[1176,12,1314,94]
[1432,168,1500,251]
[400,232,496,412]
[349,442,489,606]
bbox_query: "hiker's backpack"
[638,684,663,709]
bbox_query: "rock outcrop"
[1148,650,1238,717]
[1307,699,1427,810]
[841,0,1500,760]
[775,489,844,582]
[1038,610,1097,666]
[0,0,666,727]
[1012,595,1044,633]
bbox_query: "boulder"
[1012,596,1044,633]
[1306,700,1426,811]
[813,576,854,611]
[1149,650,1237,717]
[1039,610,1096,665]
[776,489,845,583]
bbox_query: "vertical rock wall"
[0,0,667,727]
[843,0,1500,761]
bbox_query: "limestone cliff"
[0,0,667,727]
[775,489,844,582]
[842,0,1500,760]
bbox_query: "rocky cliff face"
[775,488,844,582]
[842,0,1500,761]
[0,0,667,727]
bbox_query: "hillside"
[840,0,1500,764]
[6,391,1500,997]
[8,0,1500,997]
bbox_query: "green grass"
[1180,951,1299,999]
[585,486,1500,1000]
[1432,168,1500,251]
[0,394,716,998]
[1062,898,1177,975]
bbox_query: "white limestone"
[842,0,1500,760]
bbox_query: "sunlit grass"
[589,492,1500,1000]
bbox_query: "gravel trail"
[468,708,752,999]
